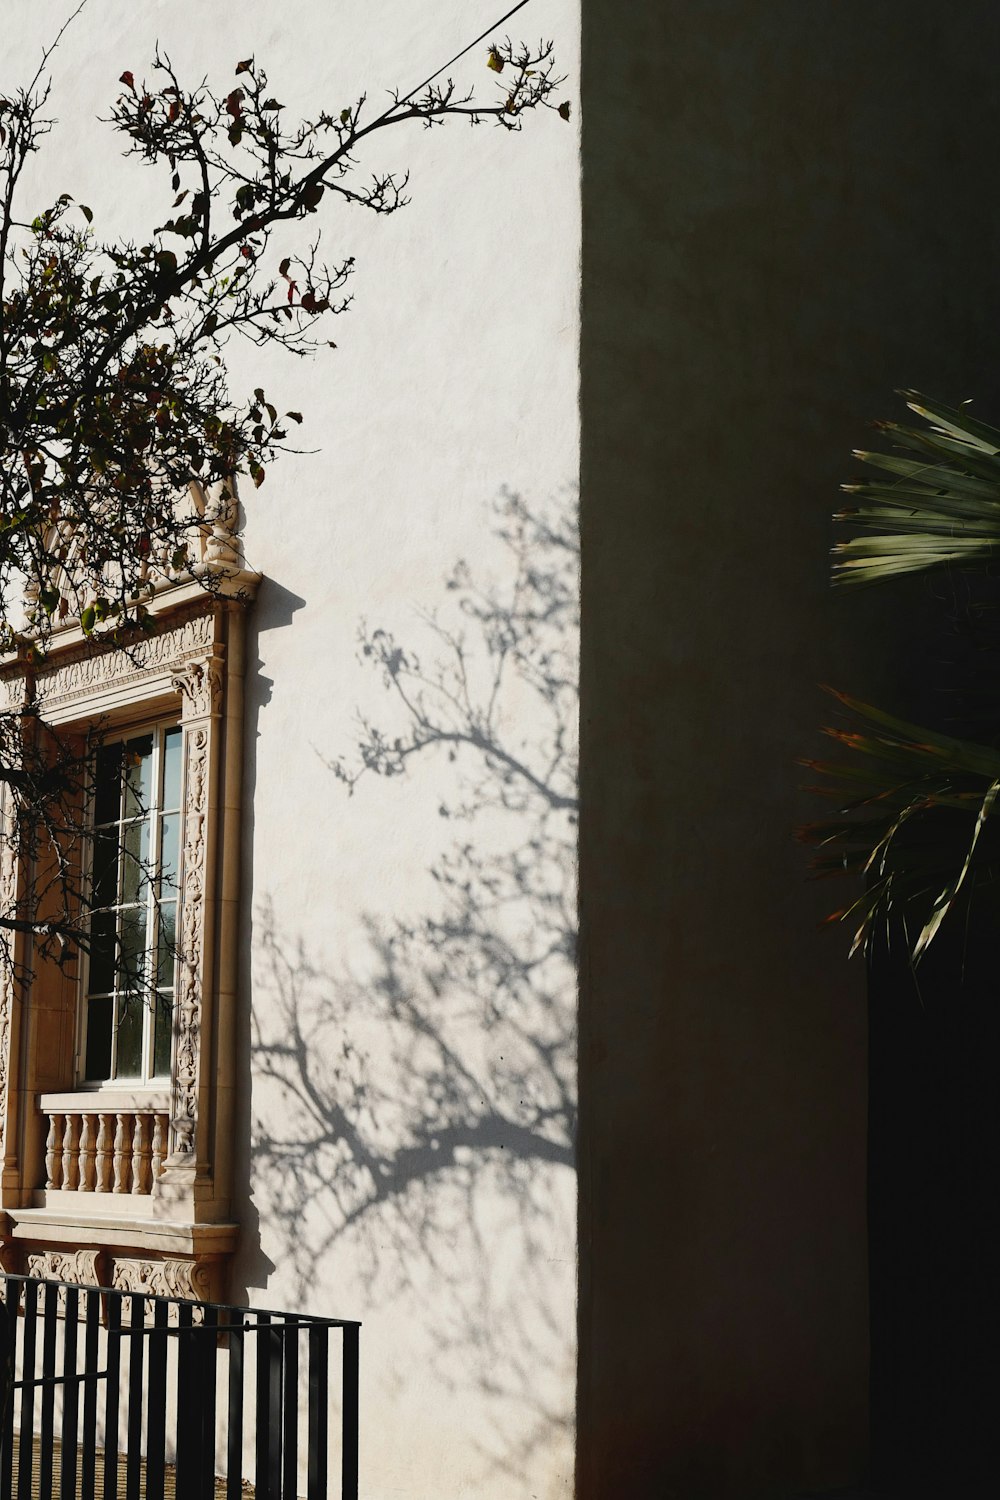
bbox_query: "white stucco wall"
[4,2,580,1495]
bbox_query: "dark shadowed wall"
[578,4,1000,1496]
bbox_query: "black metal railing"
[0,1273,359,1500]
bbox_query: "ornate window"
[0,490,256,1301]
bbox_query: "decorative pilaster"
[161,653,223,1183]
[0,792,16,1165]
[0,689,29,1202]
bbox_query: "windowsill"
[38,1089,171,1113]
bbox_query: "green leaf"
[834,395,1000,586]
[899,391,1000,455]
[802,691,1000,959]
[913,778,1000,958]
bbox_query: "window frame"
[76,713,184,1091]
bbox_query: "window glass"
[93,744,123,826]
[82,722,181,1084]
[123,735,153,820]
[84,997,113,1082]
[115,992,144,1078]
[162,726,183,812]
[160,814,181,894]
[153,991,173,1079]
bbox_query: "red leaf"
[119,71,135,91]
[225,88,245,120]
[235,58,254,75]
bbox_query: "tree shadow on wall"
[250,490,578,1484]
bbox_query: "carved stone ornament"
[26,1248,104,1285]
[110,1255,212,1301]
[170,657,223,719]
[167,724,209,1161]
[0,792,17,1157]
[31,607,215,714]
[24,1249,106,1314]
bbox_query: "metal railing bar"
[267,1322,282,1500]
[281,1319,297,1500]
[342,1323,360,1500]
[37,1283,57,1500]
[0,1281,19,1500]
[144,1297,169,1500]
[174,1299,195,1498]
[80,1289,100,1500]
[125,1293,144,1500]
[101,1290,121,1500]
[58,1285,79,1500]
[225,1301,244,1500]
[15,1281,36,1500]
[254,1311,271,1500]
[306,1325,327,1500]
[199,1302,218,1500]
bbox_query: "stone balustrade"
[38,1094,170,1198]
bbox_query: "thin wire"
[393,0,534,110]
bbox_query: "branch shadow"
[248,489,578,1484]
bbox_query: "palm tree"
[800,394,1000,959]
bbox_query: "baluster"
[62,1114,81,1191]
[79,1113,97,1191]
[112,1112,131,1193]
[151,1113,166,1182]
[44,1113,62,1189]
[131,1114,151,1195]
[94,1113,111,1192]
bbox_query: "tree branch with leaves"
[0,12,568,960]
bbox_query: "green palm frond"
[833,392,1000,587]
[799,691,1000,958]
